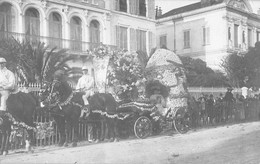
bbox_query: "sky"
[155,0,260,14]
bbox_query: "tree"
[0,37,77,83]
[180,56,229,87]
[221,42,260,88]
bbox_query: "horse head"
[39,81,60,108]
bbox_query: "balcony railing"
[0,31,116,53]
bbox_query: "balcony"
[0,31,116,54]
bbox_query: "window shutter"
[129,0,133,14]
[147,0,155,19]
[11,15,15,32]
[148,31,153,53]
[116,25,120,47]
[203,27,206,45]
[188,31,190,47]
[207,27,210,44]
[115,0,119,11]
[136,29,140,50]
[130,28,136,51]
[136,0,140,15]
[0,13,5,31]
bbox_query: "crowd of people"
[188,88,260,128]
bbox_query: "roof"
[156,0,224,19]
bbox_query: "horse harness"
[47,80,88,112]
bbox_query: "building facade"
[0,0,156,67]
[156,0,260,70]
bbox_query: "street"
[1,121,260,164]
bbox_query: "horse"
[0,114,11,155]
[39,80,120,143]
[0,91,37,155]
[39,80,83,147]
[87,93,119,142]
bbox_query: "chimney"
[155,6,158,18]
[158,7,162,17]
[155,6,162,18]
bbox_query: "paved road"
[1,122,260,164]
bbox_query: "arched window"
[0,3,15,33]
[25,8,40,36]
[70,16,82,50]
[49,12,62,48]
[90,20,100,44]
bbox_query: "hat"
[82,66,88,71]
[0,57,7,63]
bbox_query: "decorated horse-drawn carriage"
[105,48,191,139]
[0,48,191,155]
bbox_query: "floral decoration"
[89,44,112,59]
[107,51,146,101]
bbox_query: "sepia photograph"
[0,0,260,163]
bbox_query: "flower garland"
[107,51,146,101]
[89,44,112,59]
[5,113,36,131]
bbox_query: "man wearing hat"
[76,66,95,142]
[76,66,94,106]
[0,57,15,115]
[223,87,236,122]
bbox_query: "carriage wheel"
[134,116,152,139]
[173,109,191,134]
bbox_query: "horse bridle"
[40,80,60,108]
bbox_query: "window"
[119,0,127,12]
[116,26,128,50]
[25,8,40,43]
[203,27,210,45]
[228,27,231,40]
[139,0,146,17]
[160,35,167,48]
[248,29,252,47]
[234,24,239,47]
[49,12,62,48]
[25,8,40,36]
[257,31,260,42]
[90,20,100,43]
[184,30,190,49]
[70,16,82,51]
[242,31,245,43]
[136,29,146,52]
[0,3,15,33]
[129,0,147,17]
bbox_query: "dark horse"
[40,80,120,144]
[39,80,82,147]
[87,93,119,142]
[0,91,37,155]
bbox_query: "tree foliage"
[221,42,260,88]
[0,37,77,83]
[179,56,229,87]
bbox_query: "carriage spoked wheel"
[173,108,191,134]
[134,116,152,139]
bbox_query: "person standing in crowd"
[223,87,236,122]
[215,93,224,123]
[207,94,215,125]
[0,57,16,116]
